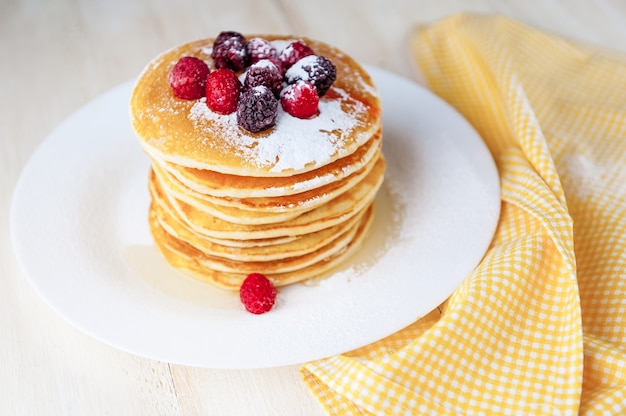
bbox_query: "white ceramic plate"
[11,67,500,369]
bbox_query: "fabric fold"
[303,13,626,415]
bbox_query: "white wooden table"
[2,1,625,414]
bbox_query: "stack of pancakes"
[130,36,384,290]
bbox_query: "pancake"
[131,33,385,291]
[159,128,382,198]
[131,36,382,177]
[154,203,370,274]
[151,161,309,225]
[152,190,368,261]
[201,234,299,248]
[149,155,386,240]
[149,202,375,289]
[152,146,382,217]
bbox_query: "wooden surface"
[2,1,625,414]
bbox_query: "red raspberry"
[246,37,278,63]
[239,273,277,314]
[168,56,210,100]
[279,40,314,69]
[244,59,283,97]
[205,68,241,114]
[212,31,249,71]
[280,81,319,119]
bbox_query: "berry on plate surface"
[240,273,277,314]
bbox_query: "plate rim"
[10,66,500,368]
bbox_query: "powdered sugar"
[355,72,378,97]
[252,59,278,70]
[247,37,276,60]
[188,87,367,172]
[285,55,318,82]
[270,40,291,53]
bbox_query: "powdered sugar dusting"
[285,55,318,82]
[188,87,367,172]
[270,40,291,55]
[355,72,378,97]
[253,59,277,70]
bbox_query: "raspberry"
[243,59,283,97]
[237,85,278,133]
[239,273,277,314]
[278,40,314,69]
[168,56,210,100]
[205,68,241,114]
[211,31,249,71]
[285,55,336,96]
[246,37,278,63]
[281,81,319,119]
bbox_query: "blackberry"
[243,59,283,97]
[246,37,277,63]
[237,85,278,133]
[211,31,249,71]
[285,55,336,96]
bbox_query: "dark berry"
[266,56,285,77]
[285,55,336,96]
[244,59,283,97]
[278,40,314,69]
[281,81,319,119]
[240,273,277,314]
[168,56,210,100]
[237,85,278,133]
[211,31,249,71]
[246,37,278,63]
[205,68,241,114]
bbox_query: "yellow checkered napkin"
[302,14,626,414]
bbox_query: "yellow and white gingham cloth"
[301,14,626,415]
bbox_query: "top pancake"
[157,128,382,198]
[130,35,382,177]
